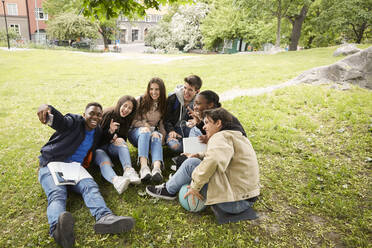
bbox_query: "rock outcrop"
[291,46,372,89]
[333,43,361,57]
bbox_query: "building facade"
[0,0,47,42]
[117,8,166,44]
[0,0,30,40]
[26,0,47,43]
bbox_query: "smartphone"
[46,113,54,126]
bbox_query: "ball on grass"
[178,184,206,212]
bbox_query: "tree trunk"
[275,0,282,47]
[354,22,367,44]
[288,5,309,51]
[103,35,109,50]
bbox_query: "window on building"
[145,15,151,22]
[7,3,18,16]
[35,8,48,20]
[9,24,20,34]
[132,29,138,42]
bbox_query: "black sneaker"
[172,155,188,169]
[146,183,177,200]
[52,211,75,248]
[151,167,163,183]
[94,214,135,234]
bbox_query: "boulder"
[291,46,372,89]
[333,43,361,57]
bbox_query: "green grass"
[0,45,371,247]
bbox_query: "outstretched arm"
[37,104,74,132]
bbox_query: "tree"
[201,0,275,50]
[241,0,293,47]
[318,0,372,43]
[285,0,314,50]
[145,3,209,52]
[45,0,119,49]
[46,12,98,41]
[81,0,184,20]
[97,19,118,50]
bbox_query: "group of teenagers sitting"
[37,75,260,248]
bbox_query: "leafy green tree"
[44,0,118,49]
[241,0,293,47]
[145,3,208,52]
[46,12,98,41]
[201,0,275,50]
[81,0,184,20]
[0,29,21,42]
[318,0,372,43]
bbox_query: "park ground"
[0,45,371,247]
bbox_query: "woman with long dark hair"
[94,95,139,194]
[128,77,167,183]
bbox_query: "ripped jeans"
[94,139,133,183]
[128,127,163,165]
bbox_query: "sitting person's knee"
[171,143,180,150]
[151,132,160,139]
[99,161,111,167]
[113,137,127,147]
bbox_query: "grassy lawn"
[0,45,371,247]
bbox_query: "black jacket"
[164,93,193,133]
[38,105,109,167]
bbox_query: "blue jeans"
[189,126,203,137]
[38,166,112,235]
[166,158,253,214]
[94,141,132,183]
[166,125,191,153]
[128,127,163,165]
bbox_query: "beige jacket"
[190,130,260,205]
[131,98,166,138]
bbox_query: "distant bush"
[0,29,21,42]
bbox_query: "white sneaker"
[112,176,130,194]
[140,165,151,182]
[123,167,141,185]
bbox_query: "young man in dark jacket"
[37,102,135,248]
[164,75,202,153]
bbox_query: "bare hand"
[181,152,199,159]
[168,131,181,140]
[198,135,208,144]
[37,104,50,124]
[184,185,204,206]
[187,106,201,123]
[109,119,120,134]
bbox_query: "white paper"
[182,137,207,154]
[47,162,92,186]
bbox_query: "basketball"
[178,184,206,212]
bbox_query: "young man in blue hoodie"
[164,75,202,153]
[37,102,135,248]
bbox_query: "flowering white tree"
[145,3,209,52]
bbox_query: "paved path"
[220,79,301,102]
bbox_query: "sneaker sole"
[151,172,163,183]
[94,217,135,234]
[145,187,176,200]
[56,212,75,248]
[130,178,142,185]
